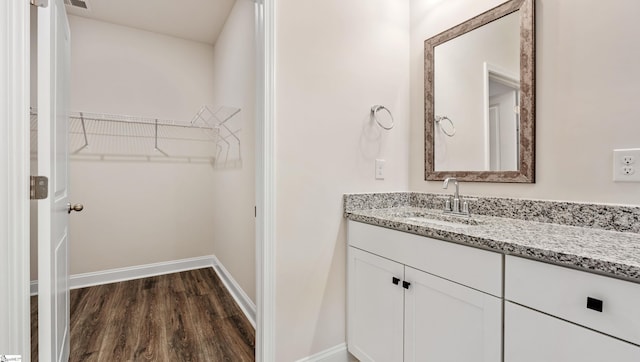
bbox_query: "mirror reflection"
[434,11,520,172]
[424,0,535,183]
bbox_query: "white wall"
[208,0,256,302]
[434,12,519,171]
[67,16,218,120]
[274,0,410,360]
[66,16,219,274]
[410,0,640,205]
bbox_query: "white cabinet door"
[348,247,405,362]
[404,267,502,362]
[505,302,640,362]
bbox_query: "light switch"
[375,159,385,180]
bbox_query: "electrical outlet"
[622,156,635,165]
[613,148,640,182]
[375,159,385,180]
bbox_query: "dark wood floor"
[31,268,255,361]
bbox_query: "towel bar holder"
[371,105,395,130]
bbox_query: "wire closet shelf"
[32,106,242,166]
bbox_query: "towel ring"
[371,105,394,130]
[435,115,456,137]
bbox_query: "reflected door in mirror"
[423,0,535,183]
[434,11,520,172]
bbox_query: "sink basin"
[391,210,480,228]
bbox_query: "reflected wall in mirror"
[425,0,535,183]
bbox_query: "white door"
[505,302,640,362]
[488,106,501,170]
[38,0,71,361]
[404,267,502,362]
[347,247,405,362]
[489,90,519,171]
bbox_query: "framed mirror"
[424,0,535,182]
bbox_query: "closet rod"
[69,114,215,130]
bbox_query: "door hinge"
[30,176,49,200]
[30,0,49,8]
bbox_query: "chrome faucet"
[443,177,469,215]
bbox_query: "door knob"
[67,203,84,213]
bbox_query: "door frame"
[482,62,520,171]
[254,0,276,361]
[0,0,32,359]
[1,0,278,360]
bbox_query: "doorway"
[3,0,275,360]
[483,62,520,172]
[27,0,261,360]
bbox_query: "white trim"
[483,62,520,170]
[483,62,491,170]
[69,255,214,289]
[255,0,276,361]
[0,0,31,359]
[31,256,214,292]
[295,344,351,362]
[29,255,258,327]
[31,280,39,296]
[211,255,257,328]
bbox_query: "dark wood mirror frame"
[424,0,535,183]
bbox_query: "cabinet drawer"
[505,255,640,345]
[505,302,640,362]
[348,221,502,296]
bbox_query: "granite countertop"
[345,205,640,283]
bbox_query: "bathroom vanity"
[348,221,502,361]
[344,192,640,362]
[504,256,640,361]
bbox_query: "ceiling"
[65,0,238,45]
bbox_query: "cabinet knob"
[392,277,400,285]
[402,281,411,289]
[586,297,603,312]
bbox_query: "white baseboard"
[31,256,214,293]
[68,255,215,290]
[30,280,38,296]
[211,255,257,328]
[295,343,354,362]
[29,254,257,328]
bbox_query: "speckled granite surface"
[345,192,640,233]
[344,193,640,282]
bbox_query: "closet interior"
[30,0,257,358]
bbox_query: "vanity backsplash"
[344,192,640,234]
